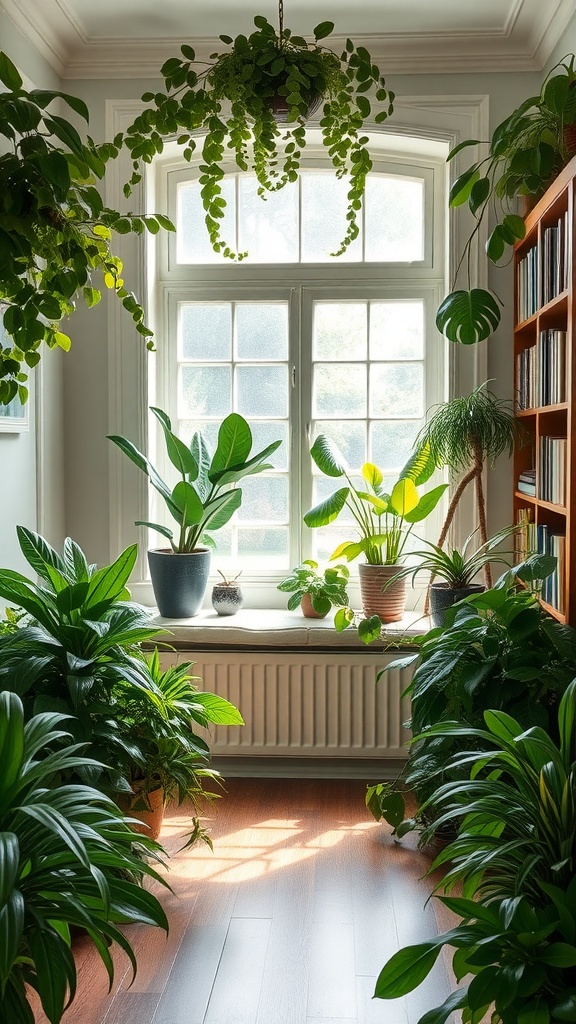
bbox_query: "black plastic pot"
[429,582,484,628]
[148,548,211,618]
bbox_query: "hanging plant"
[123,7,394,259]
[0,51,173,405]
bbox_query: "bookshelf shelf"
[513,154,576,623]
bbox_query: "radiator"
[161,650,413,759]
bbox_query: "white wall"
[0,12,65,571]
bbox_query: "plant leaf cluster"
[122,16,394,258]
[0,51,174,404]
[437,56,576,345]
[383,524,518,590]
[0,689,168,1024]
[277,558,350,615]
[109,407,282,553]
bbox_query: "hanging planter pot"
[268,90,322,124]
[358,563,407,624]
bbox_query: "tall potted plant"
[109,407,282,617]
[303,435,446,623]
[122,10,394,259]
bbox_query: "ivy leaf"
[313,21,334,39]
[0,51,23,91]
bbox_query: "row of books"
[516,329,566,410]
[516,212,569,322]
[539,436,567,506]
[515,509,565,613]
[517,467,536,497]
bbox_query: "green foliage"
[438,55,576,345]
[0,690,168,1024]
[0,51,173,403]
[122,16,394,258]
[277,559,350,614]
[304,434,446,566]
[374,683,576,1024]
[417,385,519,474]
[383,524,518,590]
[109,407,282,553]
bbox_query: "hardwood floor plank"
[203,917,272,1024]
[357,975,409,1024]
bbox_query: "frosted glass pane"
[312,476,355,525]
[178,420,220,456]
[370,420,423,471]
[235,304,288,360]
[237,476,288,522]
[370,364,424,417]
[238,177,298,263]
[235,365,289,417]
[301,174,362,262]
[370,302,424,360]
[313,303,367,360]
[177,179,235,263]
[311,527,356,564]
[180,366,231,418]
[237,528,289,567]
[313,364,366,418]
[365,176,424,261]
[180,304,231,360]
[313,421,366,470]
[211,527,232,560]
[250,421,289,470]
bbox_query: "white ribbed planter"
[358,563,406,623]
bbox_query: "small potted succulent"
[109,407,281,617]
[212,570,244,616]
[277,559,350,618]
[123,11,394,259]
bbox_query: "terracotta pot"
[358,563,406,623]
[300,592,328,619]
[117,785,165,841]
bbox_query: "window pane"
[249,421,289,470]
[177,179,235,263]
[178,419,219,454]
[180,304,231,361]
[238,177,298,263]
[370,363,424,418]
[311,526,355,564]
[237,476,289,523]
[370,301,424,360]
[301,174,362,262]
[365,176,424,261]
[211,527,232,560]
[370,420,423,471]
[237,528,289,567]
[180,366,231,418]
[313,421,366,470]
[236,304,288,360]
[312,476,355,525]
[313,364,366,418]
[313,303,367,361]
[236,365,289,417]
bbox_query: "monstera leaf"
[436,288,501,344]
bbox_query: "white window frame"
[104,97,490,608]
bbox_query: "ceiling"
[1,0,575,78]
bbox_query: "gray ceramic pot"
[148,548,211,618]
[429,582,484,628]
[212,584,243,616]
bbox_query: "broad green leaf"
[358,615,383,644]
[334,607,354,631]
[558,680,576,764]
[313,20,334,39]
[436,288,501,345]
[330,540,364,562]
[0,693,25,796]
[540,943,576,967]
[309,434,347,477]
[171,481,204,527]
[418,988,467,1024]
[29,928,76,1023]
[202,489,242,532]
[135,520,174,544]
[84,545,137,613]
[0,51,23,90]
[191,692,245,725]
[157,421,198,477]
[16,526,67,587]
[517,999,550,1024]
[0,834,20,909]
[362,462,383,489]
[0,889,25,987]
[374,942,442,998]
[403,483,448,523]
[304,487,349,528]
[389,478,419,516]
[210,413,252,477]
[399,441,437,485]
[449,167,480,207]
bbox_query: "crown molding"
[1,0,574,79]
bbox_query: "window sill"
[149,607,429,649]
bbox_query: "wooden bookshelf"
[513,155,576,624]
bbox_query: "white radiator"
[161,650,413,759]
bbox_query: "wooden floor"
[37,779,457,1024]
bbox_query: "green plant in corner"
[0,690,169,1024]
[277,559,350,616]
[437,55,576,345]
[0,51,173,404]
[122,9,394,259]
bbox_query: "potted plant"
[437,56,576,345]
[0,50,170,403]
[277,559,350,618]
[0,690,169,1024]
[109,407,282,617]
[211,570,244,616]
[122,11,394,259]
[113,652,243,843]
[303,434,446,623]
[415,385,520,590]
[383,523,518,626]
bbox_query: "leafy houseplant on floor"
[0,690,168,1024]
[277,559,350,618]
[0,50,170,403]
[122,8,394,259]
[437,56,576,345]
[303,435,446,626]
[109,407,281,617]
